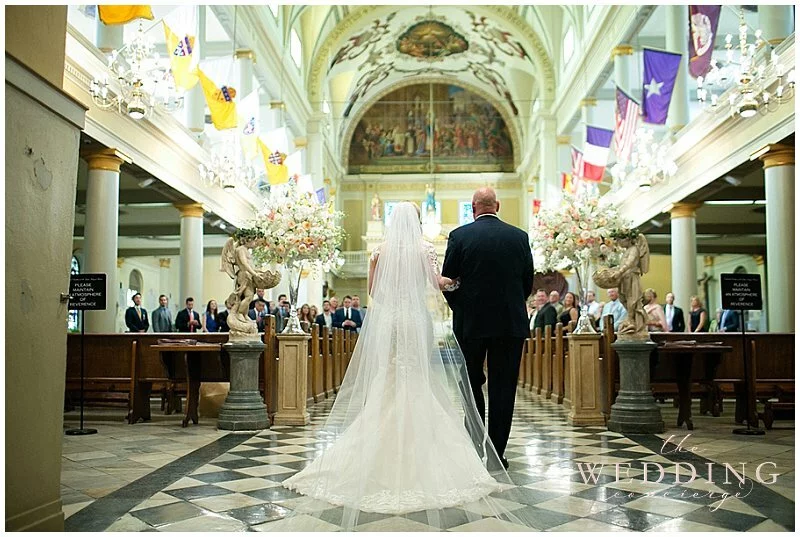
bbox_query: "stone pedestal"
[566,334,605,426]
[274,333,311,426]
[607,340,665,433]
[218,341,270,431]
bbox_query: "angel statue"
[220,229,281,341]
[592,231,650,341]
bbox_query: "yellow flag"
[98,5,154,25]
[197,68,237,130]
[163,21,199,90]
[258,139,289,186]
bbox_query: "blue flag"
[642,48,683,125]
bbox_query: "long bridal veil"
[282,203,533,531]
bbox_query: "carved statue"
[370,192,382,221]
[592,233,650,341]
[220,230,281,341]
[424,184,436,216]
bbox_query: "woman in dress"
[297,303,313,332]
[309,305,319,324]
[689,296,709,332]
[282,202,526,530]
[201,300,219,333]
[558,291,579,330]
[643,288,669,332]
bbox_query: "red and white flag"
[614,87,640,165]
[571,146,584,179]
[582,126,614,182]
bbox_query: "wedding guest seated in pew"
[558,291,579,331]
[601,288,626,331]
[533,289,557,331]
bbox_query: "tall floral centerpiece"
[529,194,632,333]
[250,179,346,334]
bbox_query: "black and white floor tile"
[62,390,795,532]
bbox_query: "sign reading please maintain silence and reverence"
[720,273,763,311]
[69,273,107,311]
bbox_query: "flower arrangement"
[529,194,634,273]
[248,180,346,273]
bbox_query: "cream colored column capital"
[294,136,308,149]
[82,148,127,173]
[117,257,125,268]
[752,254,765,266]
[556,135,572,145]
[759,144,795,169]
[174,203,205,218]
[580,97,598,107]
[234,48,256,63]
[159,258,171,268]
[270,100,286,110]
[611,44,634,58]
[703,255,715,268]
[670,202,703,219]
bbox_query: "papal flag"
[197,58,238,130]
[98,5,154,25]
[163,5,199,90]
[237,91,260,160]
[257,139,289,186]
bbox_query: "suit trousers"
[458,336,524,458]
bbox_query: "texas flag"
[582,126,614,182]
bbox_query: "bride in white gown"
[282,202,525,530]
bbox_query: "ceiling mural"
[325,7,537,132]
[346,83,515,175]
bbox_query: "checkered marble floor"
[62,390,795,532]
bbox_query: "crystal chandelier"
[89,22,184,119]
[610,127,677,192]
[198,137,258,192]
[696,10,795,118]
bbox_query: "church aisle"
[62,392,794,532]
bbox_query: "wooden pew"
[542,325,553,398]
[533,327,543,394]
[551,323,565,404]
[322,326,332,398]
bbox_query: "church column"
[611,45,634,95]
[670,203,701,330]
[183,6,206,137]
[557,135,572,176]
[580,97,597,127]
[539,115,558,206]
[760,145,794,332]
[752,255,768,332]
[758,5,795,46]
[306,114,325,190]
[82,148,125,333]
[94,16,123,54]
[175,203,205,306]
[235,49,255,96]
[665,6,690,134]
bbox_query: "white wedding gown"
[282,203,519,529]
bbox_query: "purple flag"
[315,188,326,204]
[642,48,683,125]
[689,5,721,78]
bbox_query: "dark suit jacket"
[721,310,742,332]
[533,303,558,332]
[332,307,362,332]
[664,305,685,332]
[442,215,534,339]
[125,306,149,332]
[218,310,230,332]
[175,309,201,332]
[248,309,268,332]
[315,313,333,330]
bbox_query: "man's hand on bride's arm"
[440,276,461,292]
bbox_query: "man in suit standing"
[175,297,201,332]
[315,300,334,331]
[442,187,534,469]
[248,299,268,332]
[151,295,173,333]
[125,293,149,333]
[332,295,362,333]
[533,289,558,332]
[272,295,290,332]
[352,295,367,329]
[248,288,267,310]
[719,309,742,332]
[664,292,685,332]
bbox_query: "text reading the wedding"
[69,273,107,311]
[720,273,762,311]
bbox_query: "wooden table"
[657,342,733,430]
[151,343,223,427]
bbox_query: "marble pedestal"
[274,333,311,426]
[567,333,605,426]
[218,341,270,431]
[607,340,665,433]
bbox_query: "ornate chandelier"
[198,137,258,192]
[89,22,184,119]
[610,127,677,192]
[696,10,795,118]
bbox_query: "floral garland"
[529,194,633,273]
[248,180,346,273]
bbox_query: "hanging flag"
[689,5,722,78]
[582,126,614,182]
[614,87,640,165]
[571,146,584,179]
[257,139,289,185]
[237,91,260,160]
[642,48,683,125]
[532,199,542,215]
[98,5,154,25]
[197,58,238,130]
[561,173,576,195]
[283,151,303,178]
[316,188,327,204]
[163,6,199,90]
